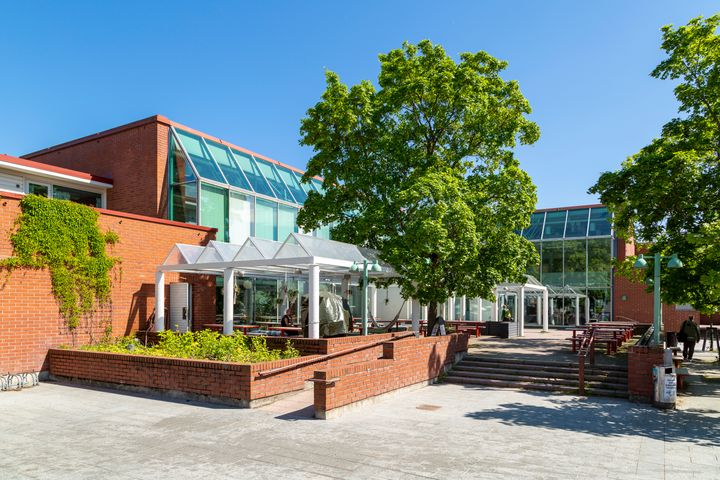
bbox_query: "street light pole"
[351,259,382,336]
[634,253,683,345]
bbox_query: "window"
[171,182,197,224]
[564,208,589,238]
[175,130,226,183]
[229,192,252,243]
[275,165,307,203]
[587,237,612,287]
[315,223,331,240]
[53,185,102,207]
[28,183,50,197]
[522,212,545,240]
[563,239,587,287]
[254,158,296,203]
[588,207,611,236]
[169,134,197,184]
[200,183,228,242]
[278,204,298,240]
[527,242,541,280]
[255,198,278,241]
[541,240,563,285]
[543,211,566,239]
[231,150,276,198]
[205,140,253,191]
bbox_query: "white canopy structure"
[493,275,550,334]
[156,233,394,339]
[546,284,589,327]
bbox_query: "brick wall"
[627,345,665,402]
[47,333,425,406]
[0,194,216,374]
[314,334,469,418]
[24,118,170,219]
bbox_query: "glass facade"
[168,128,332,244]
[521,206,614,323]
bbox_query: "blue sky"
[0,1,717,208]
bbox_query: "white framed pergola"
[156,233,394,339]
[493,275,550,334]
[546,285,589,327]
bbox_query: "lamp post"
[633,253,683,345]
[350,260,382,336]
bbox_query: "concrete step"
[445,375,578,394]
[462,355,628,373]
[453,364,627,383]
[448,369,628,391]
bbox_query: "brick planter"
[627,345,664,402]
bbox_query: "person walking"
[678,315,701,361]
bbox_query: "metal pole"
[653,252,662,345]
[154,270,165,332]
[361,260,369,336]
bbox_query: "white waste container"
[653,365,677,409]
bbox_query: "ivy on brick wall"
[1,195,119,329]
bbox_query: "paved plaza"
[1,372,719,480]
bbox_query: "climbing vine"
[1,195,119,329]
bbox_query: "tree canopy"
[590,15,720,312]
[298,40,540,327]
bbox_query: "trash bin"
[666,331,678,347]
[652,365,677,409]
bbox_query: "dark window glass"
[231,150,276,198]
[564,208,589,238]
[28,183,49,197]
[527,242,541,280]
[295,171,314,195]
[522,212,545,240]
[543,211,566,239]
[53,185,102,207]
[588,238,612,287]
[564,239,587,287]
[588,288,611,322]
[588,207,612,236]
[541,240,563,286]
[171,182,197,224]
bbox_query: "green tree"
[298,40,540,332]
[590,15,720,312]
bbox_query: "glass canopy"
[173,127,319,206]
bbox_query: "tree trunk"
[426,301,438,336]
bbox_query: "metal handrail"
[255,332,416,378]
[577,326,596,396]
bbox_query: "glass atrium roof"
[172,127,318,206]
[521,207,612,241]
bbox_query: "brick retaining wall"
[313,333,469,418]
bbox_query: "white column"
[575,295,580,327]
[585,297,590,324]
[448,297,455,322]
[223,268,235,335]
[369,284,378,320]
[542,288,549,332]
[492,293,498,322]
[154,270,165,332]
[308,264,320,339]
[518,288,525,336]
[411,298,420,334]
[460,296,466,321]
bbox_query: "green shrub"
[81,330,300,364]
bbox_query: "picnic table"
[568,324,636,354]
[268,326,302,337]
[203,324,259,335]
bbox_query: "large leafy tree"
[590,15,720,312]
[298,40,540,332]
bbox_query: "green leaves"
[1,195,119,328]
[590,15,720,312]
[298,40,539,307]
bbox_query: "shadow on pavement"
[464,396,720,447]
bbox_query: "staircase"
[445,355,628,398]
